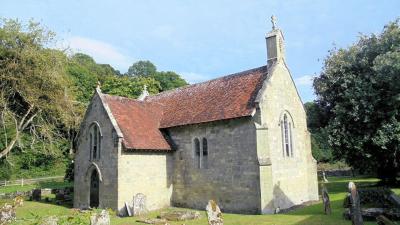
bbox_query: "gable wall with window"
[74,93,119,211]
[254,62,318,213]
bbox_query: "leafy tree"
[152,71,188,91]
[304,102,333,162]
[0,19,78,159]
[102,75,160,98]
[126,60,188,91]
[313,19,400,182]
[127,60,157,77]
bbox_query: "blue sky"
[1,0,399,102]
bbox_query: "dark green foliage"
[102,75,160,98]
[305,102,333,162]
[126,60,188,91]
[127,60,157,77]
[313,19,400,182]
[152,71,188,91]
[64,160,74,182]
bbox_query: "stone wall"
[117,151,173,215]
[255,62,319,213]
[74,92,119,210]
[168,117,261,214]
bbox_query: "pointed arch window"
[194,138,201,168]
[281,112,294,157]
[193,137,209,169]
[202,138,208,169]
[89,123,102,160]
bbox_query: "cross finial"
[96,81,102,92]
[271,15,277,30]
[138,84,149,101]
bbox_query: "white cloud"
[180,72,211,84]
[65,36,133,72]
[295,75,315,86]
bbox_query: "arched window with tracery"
[281,112,294,157]
[89,123,102,160]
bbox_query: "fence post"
[21,178,24,187]
[4,180,6,186]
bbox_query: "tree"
[151,71,188,91]
[304,102,333,162]
[127,60,157,77]
[313,19,400,182]
[0,19,78,159]
[102,75,160,99]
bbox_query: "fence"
[0,176,64,187]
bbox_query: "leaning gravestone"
[348,182,363,225]
[133,193,148,216]
[376,215,396,225]
[90,210,110,225]
[125,201,132,217]
[206,200,223,225]
[322,187,331,215]
[32,189,41,201]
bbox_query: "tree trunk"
[0,135,18,158]
[0,105,37,159]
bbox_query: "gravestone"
[55,193,65,201]
[32,189,41,201]
[322,187,331,215]
[136,218,169,224]
[125,201,132,217]
[0,204,16,224]
[322,171,329,182]
[133,193,148,216]
[90,210,110,225]
[348,182,363,225]
[41,188,52,195]
[159,210,200,221]
[206,200,223,225]
[377,215,396,225]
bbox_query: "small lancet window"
[194,138,201,168]
[281,113,294,157]
[89,123,102,160]
[202,138,208,169]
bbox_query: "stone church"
[74,23,319,215]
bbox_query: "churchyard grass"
[1,176,397,225]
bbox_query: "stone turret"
[266,15,285,67]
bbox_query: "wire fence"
[0,176,64,187]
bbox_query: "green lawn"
[1,176,397,225]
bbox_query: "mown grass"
[2,176,398,225]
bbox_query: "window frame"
[193,137,209,169]
[88,122,102,161]
[280,111,295,158]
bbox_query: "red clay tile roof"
[102,65,268,151]
[146,66,268,128]
[102,95,171,151]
